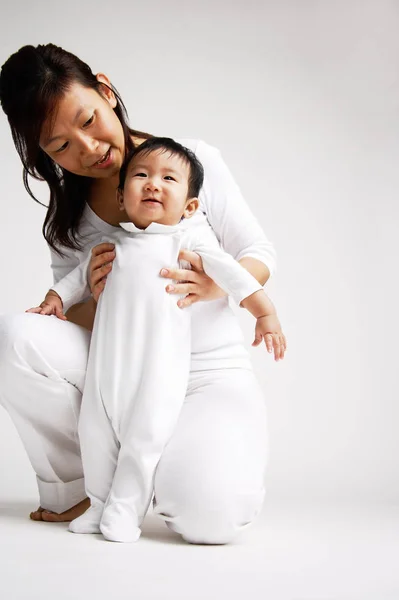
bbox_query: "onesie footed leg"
[100,502,141,543]
[68,500,104,534]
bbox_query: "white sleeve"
[49,232,116,310]
[197,141,277,277]
[51,252,92,312]
[183,222,262,305]
[49,245,80,286]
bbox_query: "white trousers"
[0,312,268,544]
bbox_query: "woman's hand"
[26,290,67,321]
[89,243,116,303]
[160,249,226,308]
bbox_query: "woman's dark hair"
[0,43,151,254]
[118,137,204,198]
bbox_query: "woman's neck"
[88,176,127,225]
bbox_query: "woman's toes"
[29,498,91,523]
[41,510,62,522]
[29,507,45,521]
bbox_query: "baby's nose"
[146,178,160,190]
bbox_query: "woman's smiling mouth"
[92,148,112,169]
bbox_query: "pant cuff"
[36,476,86,513]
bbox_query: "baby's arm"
[186,218,286,360]
[240,291,285,360]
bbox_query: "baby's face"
[120,150,192,229]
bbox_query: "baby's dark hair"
[118,137,204,198]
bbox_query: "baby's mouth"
[142,198,162,205]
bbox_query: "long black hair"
[0,43,151,254]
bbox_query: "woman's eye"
[83,115,94,127]
[55,142,68,153]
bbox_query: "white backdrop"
[0,0,398,506]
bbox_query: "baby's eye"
[55,142,68,153]
[134,172,147,177]
[164,176,175,181]
[83,115,94,127]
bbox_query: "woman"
[0,43,278,544]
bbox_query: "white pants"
[0,312,268,544]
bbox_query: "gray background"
[0,0,398,511]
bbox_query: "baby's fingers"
[264,333,274,354]
[273,335,282,361]
[25,307,43,314]
[277,338,284,360]
[279,335,287,360]
[252,332,263,347]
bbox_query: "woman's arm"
[65,297,97,331]
[49,242,115,331]
[197,141,276,278]
[51,254,92,313]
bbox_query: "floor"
[0,499,398,600]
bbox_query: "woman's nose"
[78,133,99,154]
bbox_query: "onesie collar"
[119,221,186,234]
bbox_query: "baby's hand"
[26,290,67,321]
[252,314,286,361]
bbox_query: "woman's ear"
[96,73,117,108]
[117,188,124,210]
[183,198,199,219]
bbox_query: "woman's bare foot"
[30,498,91,522]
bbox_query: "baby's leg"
[69,350,120,534]
[100,357,190,542]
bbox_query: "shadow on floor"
[140,513,186,545]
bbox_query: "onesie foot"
[100,503,141,543]
[69,503,103,534]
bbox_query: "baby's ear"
[116,188,124,210]
[183,197,199,219]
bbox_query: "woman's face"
[39,76,125,180]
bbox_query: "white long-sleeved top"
[49,139,277,371]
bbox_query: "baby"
[28,138,285,542]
